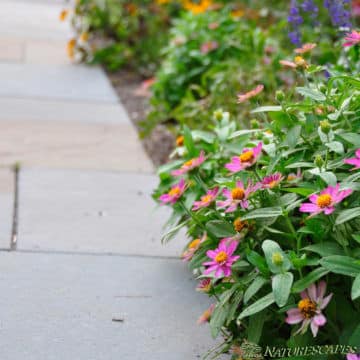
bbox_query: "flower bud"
[250,119,259,129]
[275,90,285,102]
[263,137,270,145]
[214,109,223,121]
[319,84,327,94]
[315,155,324,168]
[320,120,331,134]
[272,252,284,266]
[176,135,184,147]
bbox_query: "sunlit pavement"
[0,1,222,358]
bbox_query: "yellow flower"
[67,38,76,59]
[59,9,69,22]
[182,0,212,14]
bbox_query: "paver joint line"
[10,165,19,250]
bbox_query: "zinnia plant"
[154,53,360,358]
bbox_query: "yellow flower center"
[298,298,317,319]
[268,180,278,188]
[294,56,306,66]
[169,187,181,197]
[215,251,228,264]
[287,174,296,181]
[234,218,248,232]
[189,239,201,249]
[239,150,254,163]
[231,187,245,200]
[183,159,194,167]
[176,135,184,147]
[316,194,332,208]
[201,194,213,203]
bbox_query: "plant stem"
[193,172,207,192]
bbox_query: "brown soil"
[108,70,174,167]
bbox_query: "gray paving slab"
[0,97,130,124]
[0,1,72,40]
[0,251,222,359]
[0,64,118,103]
[0,120,153,172]
[24,39,69,65]
[0,168,14,249]
[18,169,188,257]
[0,37,24,63]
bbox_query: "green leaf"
[351,274,360,300]
[318,171,337,186]
[206,220,236,238]
[296,87,326,101]
[247,311,265,344]
[302,242,344,257]
[246,251,270,276]
[229,129,259,139]
[244,276,268,304]
[191,130,215,143]
[161,220,188,244]
[325,141,344,154]
[183,126,196,157]
[285,125,302,149]
[320,256,360,277]
[210,302,228,338]
[251,105,282,113]
[241,207,283,221]
[339,133,360,147]
[238,293,275,320]
[292,267,330,293]
[349,323,360,346]
[282,187,315,196]
[286,162,314,169]
[335,207,360,225]
[272,272,293,307]
[352,234,360,244]
[262,240,291,274]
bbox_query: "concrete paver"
[0,251,218,360]
[0,168,14,249]
[0,64,118,103]
[18,169,183,256]
[0,120,153,172]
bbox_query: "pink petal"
[316,280,326,301]
[286,312,304,324]
[215,267,224,278]
[324,206,335,215]
[310,320,319,337]
[313,313,326,326]
[299,203,320,213]
[307,283,317,302]
[227,241,238,255]
[225,204,237,213]
[320,293,333,310]
[309,194,318,203]
[355,149,360,159]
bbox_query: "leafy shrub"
[144,5,289,134]
[154,51,360,358]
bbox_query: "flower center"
[201,194,213,203]
[316,194,332,208]
[298,298,317,319]
[183,159,194,167]
[234,218,248,232]
[215,251,228,264]
[239,150,254,163]
[287,174,296,181]
[189,239,201,249]
[231,187,245,200]
[176,136,184,147]
[169,187,181,197]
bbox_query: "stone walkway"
[0,1,220,358]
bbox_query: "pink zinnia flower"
[299,184,353,216]
[197,304,215,324]
[344,149,360,170]
[216,180,259,212]
[171,151,205,176]
[225,142,262,173]
[200,41,218,54]
[203,239,240,278]
[285,281,333,337]
[343,31,360,47]
[287,169,302,182]
[159,179,186,204]
[279,59,297,68]
[181,233,207,261]
[294,43,317,54]
[237,84,264,103]
[196,278,212,292]
[192,187,219,211]
[347,354,360,360]
[261,173,284,189]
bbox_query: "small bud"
[250,119,260,129]
[263,137,270,145]
[176,135,184,147]
[314,106,324,115]
[272,252,284,266]
[320,120,331,134]
[256,133,263,140]
[315,155,324,168]
[275,90,285,102]
[214,109,223,121]
[234,218,248,232]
